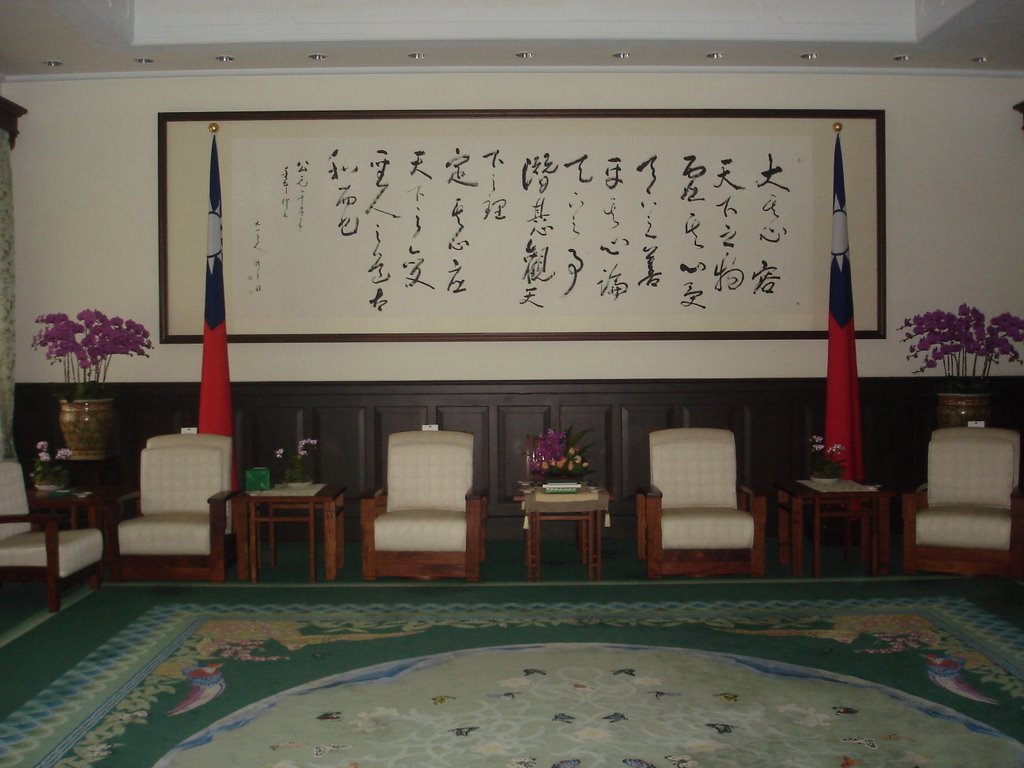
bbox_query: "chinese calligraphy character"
[563,154,593,184]
[446,148,478,187]
[713,255,745,291]
[751,260,781,294]
[598,263,629,300]
[522,153,559,193]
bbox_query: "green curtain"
[0,129,14,459]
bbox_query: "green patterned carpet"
[1,576,1023,767]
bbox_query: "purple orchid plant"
[275,438,318,483]
[31,440,73,487]
[32,309,153,400]
[900,304,1024,388]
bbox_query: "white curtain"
[0,128,14,458]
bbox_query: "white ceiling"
[1,0,1024,80]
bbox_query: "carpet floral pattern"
[2,594,1023,767]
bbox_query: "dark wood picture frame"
[159,108,885,343]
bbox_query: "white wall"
[5,71,1024,384]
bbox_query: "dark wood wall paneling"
[14,378,1024,537]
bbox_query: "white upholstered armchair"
[361,430,486,581]
[636,428,766,578]
[903,427,1023,578]
[108,433,235,581]
[0,461,104,611]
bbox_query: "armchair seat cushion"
[373,509,467,552]
[661,506,754,549]
[916,505,1011,551]
[118,512,213,556]
[0,528,103,577]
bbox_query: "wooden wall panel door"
[620,404,675,493]
[498,405,552,498]
[679,400,739,430]
[741,401,806,494]
[314,406,366,491]
[557,404,613,489]
[436,405,490,492]
[242,404,308,478]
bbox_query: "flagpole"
[198,122,236,485]
[825,120,864,481]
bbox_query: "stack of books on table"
[542,481,582,494]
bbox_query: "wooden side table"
[522,487,609,581]
[776,480,895,577]
[236,484,346,583]
[27,488,109,529]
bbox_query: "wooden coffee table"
[776,480,895,577]
[521,486,609,581]
[235,484,346,583]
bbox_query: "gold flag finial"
[833,121,843,133]
[209,122,219,133]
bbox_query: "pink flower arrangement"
[900,304,1024,385]
[528,427,592,479]
[31,440,73,487]
[32,309,153,399]
[809,435,845,479]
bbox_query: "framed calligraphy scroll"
[159,109,884,342]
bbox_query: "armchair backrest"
[385,430,473,513]
[0,461,31,540]
[650,428,738,508]
[146,433,233,488]
[928,427,1019,508]
[140,434,232,515]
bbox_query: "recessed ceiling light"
[133,57,154,64]
[800,52,818,60]
[706,52,725,60]
[893,54,910,62]
[215,55,235,63]
[43,59,63,68]
[407,51,426,60]
[613,51,630,60]
[308,53,327,61]
[970,56,989,64]
[515,51,534,60]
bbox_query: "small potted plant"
[808,435,845,481]
[275,438,318,486]
[31,441,73,490]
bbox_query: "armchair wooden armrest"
[635,484,662,559]
[466,489,488,563]
[901,487,929,573]
[207,490,234,538]
[1011,488,1024,578]
[359,490,386,578]
[740,489,767,576]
